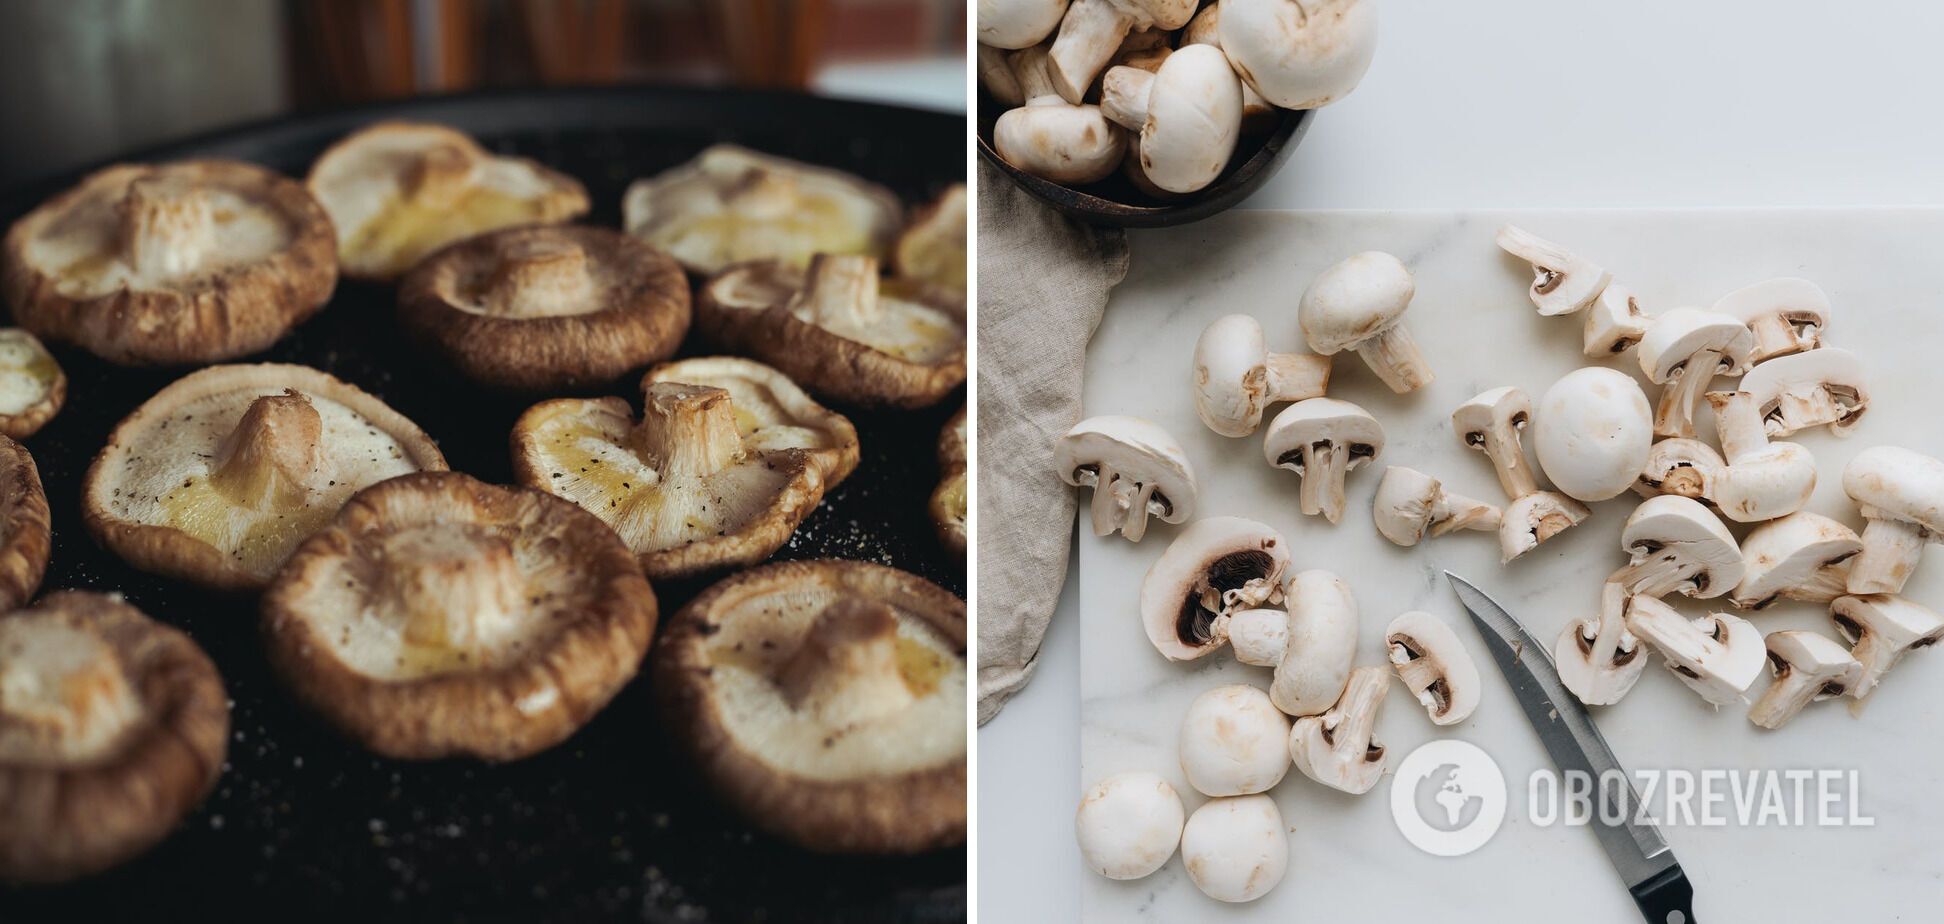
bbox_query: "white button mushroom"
[1227,607,1290,667]
[978,44,1026,105]
[1635,307,1756,439]
[1098,45,1243,194]
[1269,570,1358,717]
[1055,415,1198,542]
[1179,684,1292,796]
[1385,610,1481,726]
[1074,771,1186,880]
[1045,0,1198,104]
[1192,314,1332,437]
[979,0,1072,49]
[1139,517,1291,660]
[1179,2,1276,132]
[1288,665,1389,793]
[1262,397,1384,523]
[1555,583,1649,706]
[1608,496,1744,600]
[1179,794,1288,903]
[1452,386,1589,562]
[1625,597,1765,706]
[1747,630,1862,730]
[1830,594,1944,698]
[1740,347,1869,438]
[1582,283,1653,357]
[1298,251,1434,393]
[1532,367,1654,503]
[1842,446,1944,595]
[1711,277,1830,364]
[1704,390,1815,523]
[1634,438,1723,504]
[1494,225,1612,317]
[1730,512,1863,610]
[993,45,1128,185]
[1370,466,1501,547]
[1217,0,1378,109]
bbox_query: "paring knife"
[1445,571,1699,924]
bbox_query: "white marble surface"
[1070,210,1944,921]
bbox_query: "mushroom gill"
[1175,549,1276,647]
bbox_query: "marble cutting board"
[1078,210,1944,923]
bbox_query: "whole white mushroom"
[1074,771,1186,880]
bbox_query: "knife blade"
[1444,571,1698,924]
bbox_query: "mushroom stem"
[407,143,478,208]
[1654,348,1723,438]
[1086,464,1162,542]
[1585,583,1636,675]
[1429,490,1501,537]
[211,391,324,509]
[1480,434,1539,501]
[1708,391,1768,460]
[1849,516,1928,594]
[1322,666,1388,755]
[1356,325,1434,394]
[485,237,594,318]
[1768,383,1843,437]
[1264,352,1331,403]
[120,177,213,277]
[1098,66,1154,129]
[631,383,744,479]
[385,528,524,652]
[1047,0,1136,103]
[777,598,915,725]
[1293,442,1349,523]
[1608,548,1697,598]
[1747,313,1814,361]
[790,254,883,328]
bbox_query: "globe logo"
[1389,739,1507,856]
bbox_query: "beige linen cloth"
[976,159,1130,724]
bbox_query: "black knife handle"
[1630,866,1696,924]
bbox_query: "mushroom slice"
[0,592,227,883]
[1262,397,1384,524]
[1636,307,1756,439]
[1045,0,1197,104]
[512,372,843,581]
[1532,367,1654,503]
[1288,665,1390,794]
[1269,570,1358,717]
[1371,466,1500,547]
[653,560,965,853]
[1747,631,1862,730]
[1842,446,1944,595]
[624,145,900,276]
[1608,496,1744,600]
[0,330,64,439]
[698,255,966,409]
[1556,583,1648,706]
[1705,390,1815,522]
[1634,438,1723,504]
[1730,512,1862,610]
[1712,277,1830,364]
[642,356,860,485]
[1740,348,1869,438]
[1494,225,1612,317]
[893,184,966,292]
[1453,386,1589,561]
[1499,493,1592,563]
[1218,0,1378,109]
[1830,594,1944,698]
[932,406,969,554]
[1299,251,1434,394]
[1179,794,1287,903]
[3,159,336,365]
[1582,283,1653,357]
[1179,684,1290,797]
[82,364,448,591]
[0,437,49,611]
[262,473,656,761]
[1055,415,1197,542]
[1098,45,1243,195]
[397,225,691,392]
[1139,517,1290,661]
[1192,314,1332,438]
[1074,771,1184,881]
[306,121,586,280]
[1625,597,1765,706]
[1386,610,1481,726]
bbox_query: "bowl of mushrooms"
[976,0,1376,226]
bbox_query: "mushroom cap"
[0,329,65,439]
[1272,569,1358,716]
[1758,630,1863,705]
[931,406,968,554]
[1555,583,1648,707]
[1178,684,1290,797]
[1386,610,1482,726]
[1179,794,1287,903]
[1227,607,1290,667]
[1261,397,1385,464]
[978,0,1071,49]
[1218,0,1377,109]
[1741,348,1869,436]
[1635,437,1723,502]
[1636,307,1756,382]
[261,473,654,761]
[893,184,967,292]
[653,559,965,853]
[1493,225,1612,317]
[1298,251,1415,355]
[1451,385,1531,444]
[697,257,966,409]
[1499,492,1589,562]
[1843,446,1944,533]
[1830,593,1944,697]
[1532,367,1654,502]
[624,145,901,276]
[1582,283,1651,357]
[0,437,49,612]
[397,224,691,392]
[1140,517,1290,660]
[1193,314,1275,437]
[1711,277,1829,361]
[992,101,1128,186]
[1074,770,1185,881]
[1618,495,1744,598]
[3,159,337,365]
[82,363,449,591]
[1054,415,1198,523]
[0,591,228,883]
[1112,45,1243,194]
[306,121,588,280]
[1731,512,1862,609]
[1625,599,1765,706]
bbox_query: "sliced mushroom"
[1218,0,1378,109]
[0,592,227,883]
[1452,386,1589,561]
[1288,665,1389,794]
[1386,610,1481,725]
[1712,277,1830,364]
[1607,496,1743,599]
[1730,512,1863,610]
[1625,597,1765,706]
[1074,771,1184,880]
[4,159,337,364]
[652,560,966,853]
[1635,307,1756,439]
[1267,570,1358,717]
[1829,594,1944,699]
[1705,390,1815,522]
[1739,348,1869,438]
[1747,630,1862,730]
[82,364,448,591]
[994,44,1129,185]
[1044,0,1197,104]
[1179,794,1287,903]
[512,364,855,580]
[1262,397,1384,524]
[307,121,587,280]
[1494,225,1612,317]
[979,0,1071,49]
[1192,313,1332,438]
[1179,2,1277,132]
[893,184,966,293]
[0,437,48,612]
[697,255,966,409]
[931,406,968,554]
[1532,367,1654,503]
[1842,446,1944,595]
[1099,45,1243,194]
[1634,438,1723,504]
[1582,283,1652,357]
[1179,684,1291,796]
[262,472,656,761]
[1555,583,1648,706]
[1139,517,1289,661]
[0,330,64,439]
[1370,466,1501,547]
[1299,251,1434,394]
[1055,415,1197,542]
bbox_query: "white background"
[977,1,1944,920]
